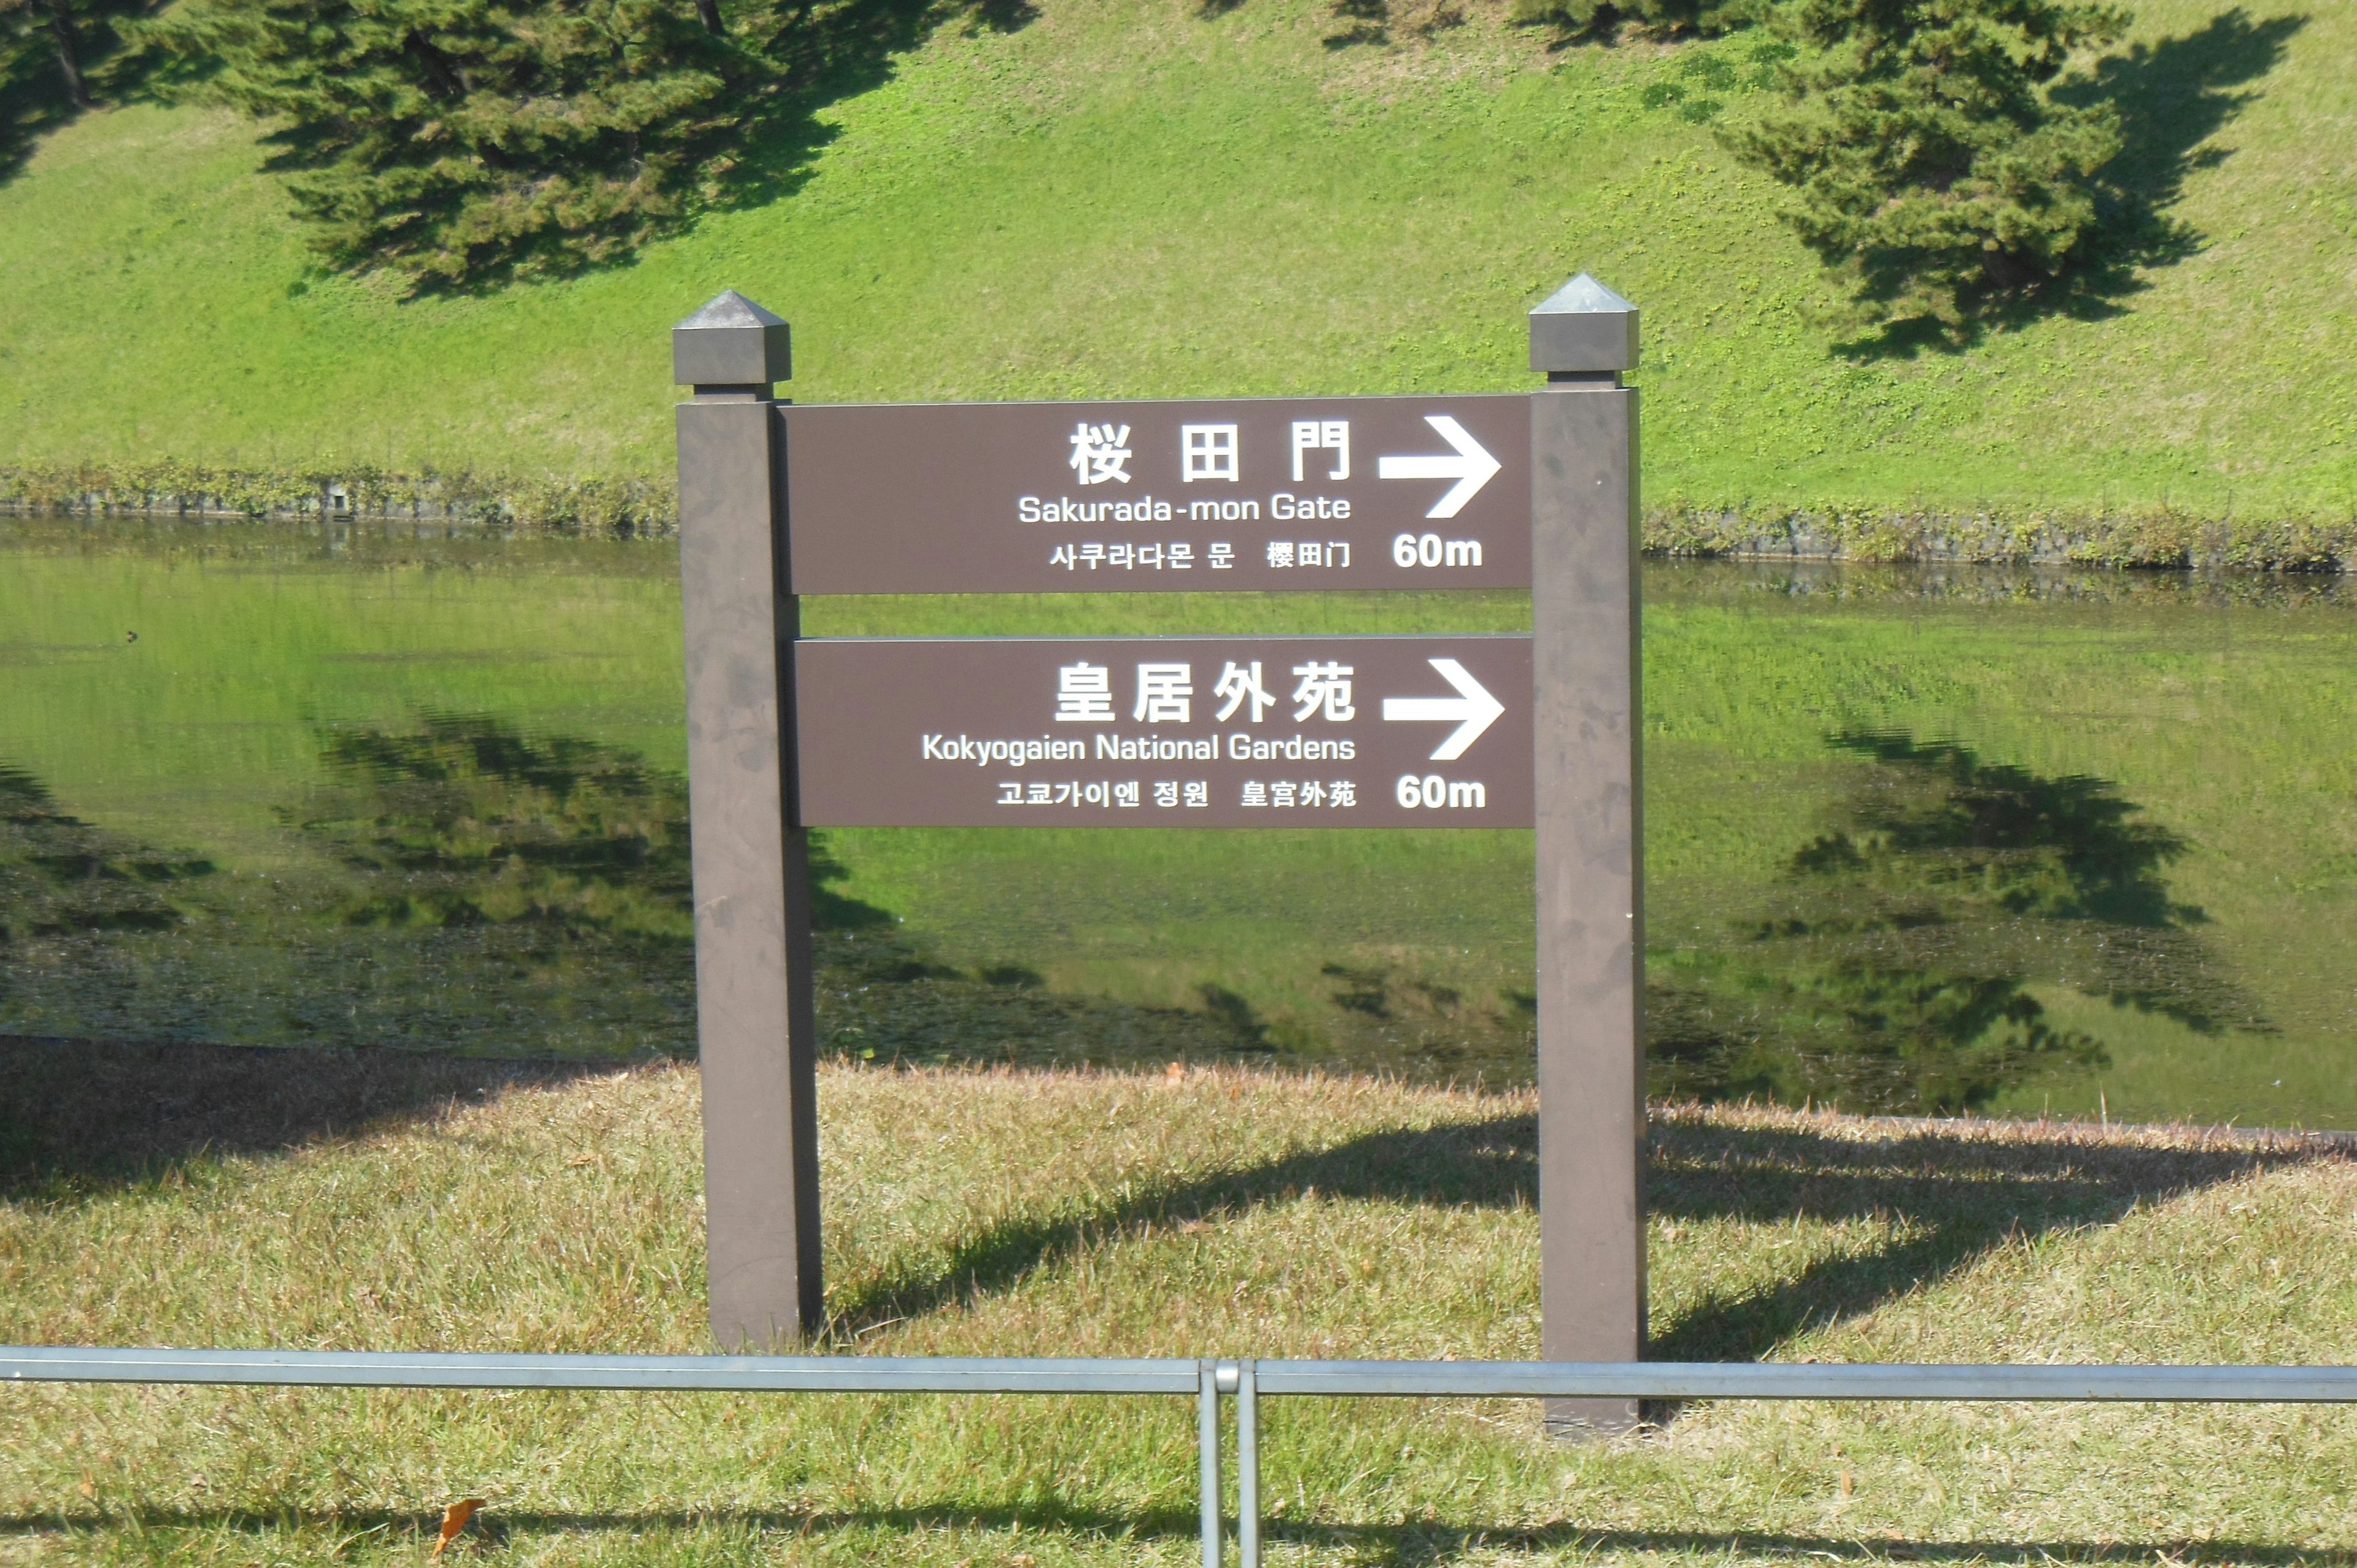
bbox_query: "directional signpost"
[674,276,1646,1433]
[783,395,1530,593]
[795,635,1531,827]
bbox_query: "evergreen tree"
[1,0,93,107]
[1726,0,2127,333]
[3,0,154,164]
[142,0,792,289]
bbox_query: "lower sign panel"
[795,636,1533,828]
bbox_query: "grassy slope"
[2,1057,2355,1564]
[0,0,2351,511]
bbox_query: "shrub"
[138,0,794,290]
[1725,0,2128,333]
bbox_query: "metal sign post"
[671,277,1645,1429]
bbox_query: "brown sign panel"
[781,395,1531,595]
[795,635,1533,827]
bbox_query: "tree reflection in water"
[295,716,1248,1068]
[298,714,697,939]
[1650,731,2261,1114]
[0,764,216,943]
[1,763,219,1035]
[6,722,2265,1100]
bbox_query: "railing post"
[1237,1358,1260,1568]
[1528,275,1647,1436]
[673,290,824,1348]
[1199,1360,1223,1568]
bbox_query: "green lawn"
[0,0,2350,513]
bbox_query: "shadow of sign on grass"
[3,1014,2310,1360]
[822,1103,2313,1359]
[1649,729,2264,1116]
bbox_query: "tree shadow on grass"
[5,1507,2352,1567]
[1,0,1031,273]
[0,61,76,186]
[0,1035,606,1201]
[823,1103,2332,1354]
[1837,7,2309,360]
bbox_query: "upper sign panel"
[781,395,1531,595]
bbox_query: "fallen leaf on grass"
[430,1499,484,1557]
[77,1476,95,1500]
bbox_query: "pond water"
[4,517,2353,1127]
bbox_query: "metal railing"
[10,1346,2357,1567]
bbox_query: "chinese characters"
[1290,420,1349,481]
[1053,663,1115,724]
[1180,423,1239,482]
[1051,660,1356,728]
[1069,422,1133,486]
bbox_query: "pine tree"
[3,0,153,149]
[5,0,90,104]
[1726,0,2127,333]
[142,0,791,289]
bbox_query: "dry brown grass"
[2,1045,2353,1564]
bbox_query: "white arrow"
[1381,658,1506,761]
[1375,415,1502,520]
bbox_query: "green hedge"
[1647,499,2357,572]
[7,462,2354,570]
[0,460,676,538]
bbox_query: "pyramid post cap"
[1528,272,1639,373]
[1531,272,1636,317]
[673,290,791,388]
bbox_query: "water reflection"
[1651,731,2253,1113]
[0,719,2261,1108]
[0,717,2288,1110]
[299,714,695,939]
[0,759,227,1051]
[287,716,1256,1068]
[0,763,215,943]
[1,725,706,1057]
